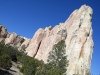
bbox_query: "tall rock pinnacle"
[0,5,93,75]
[26,5,93,75]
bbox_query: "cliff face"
[0,5,93,75]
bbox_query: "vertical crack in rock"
[33,40,42,57]
[79,26,91,59]
[25,28,45,57]
[79,36,87,59]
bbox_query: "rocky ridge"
[0,5,93,75]
[0,25,30,50]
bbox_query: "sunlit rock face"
[64,5,93,75]
[4,32,30,50]
[0,5,93,75]
[26,5,93,75]
[0,26,30,50]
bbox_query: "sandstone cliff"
[0,5,93,75]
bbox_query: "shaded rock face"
[0,26,8,42]
[0,5,93,75]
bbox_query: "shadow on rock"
[0,69,12,75]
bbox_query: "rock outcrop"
[26,5,94,75]
[0,5,93,75]
[0,25,30,50]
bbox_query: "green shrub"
[20,56,37,75]
[0,42,13,69]
[0,54,12,69]
[17,51,44,75]
[0,42,25,70]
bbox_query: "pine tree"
[46,40,69,75]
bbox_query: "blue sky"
[0,0,99,74]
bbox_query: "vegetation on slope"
[0,40,68,75]
[35,40,69,75]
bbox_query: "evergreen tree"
[46,40,68,75]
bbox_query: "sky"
[0,0,99,74]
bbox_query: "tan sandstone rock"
[0,26,30,50]
[25,5,93,75]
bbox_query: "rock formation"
[26,5,94,75]
[0,5,93,75]
[0,25,30,50]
